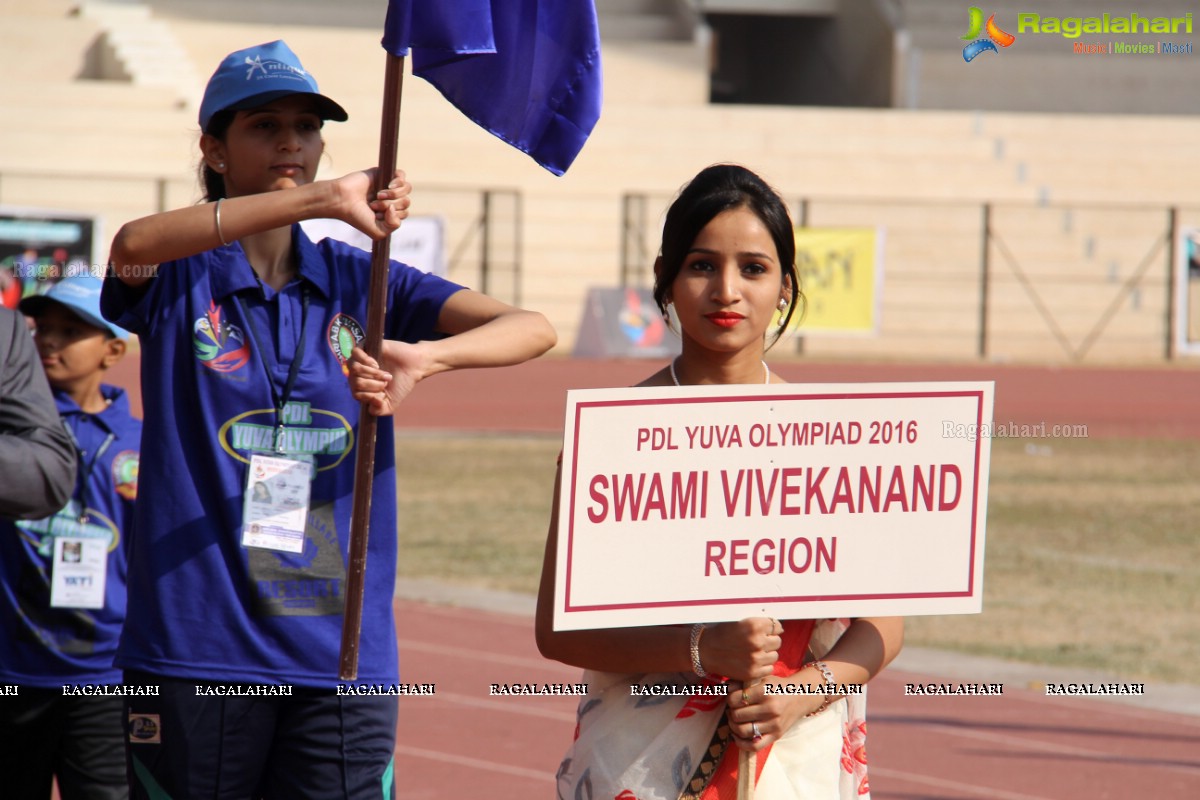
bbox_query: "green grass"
[395,433,560,590]
[904,437,1200,683]
[394,433,1200,683]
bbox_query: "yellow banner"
[790,228,882,334]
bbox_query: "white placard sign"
[300,216,445,277]
[554,382,994,631]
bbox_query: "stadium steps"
[77,1,203,105]
[2,5,1192,362]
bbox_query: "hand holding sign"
[698,618,782,681]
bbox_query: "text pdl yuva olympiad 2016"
[553,382,995,632]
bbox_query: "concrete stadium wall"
[2,1,1198,364]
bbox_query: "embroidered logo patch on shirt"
[326,313,365,375]
[193,301,250,373]
[112,450,140,500]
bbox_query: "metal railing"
[0,170,522,308]
[621,191,1200,362]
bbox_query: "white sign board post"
[554,382,994,631]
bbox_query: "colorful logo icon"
[128,714,161,744]
[193,301,250,373]
[327,313,365,375]
[111,450,139,501]
[962,7,1016,61]
[617,288,664,348]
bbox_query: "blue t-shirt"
[101,225,462,687]
[0,385,141,686]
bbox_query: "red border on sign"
[562,390,985,614]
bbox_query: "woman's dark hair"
[652,164,802,345]
[199,109,236,202]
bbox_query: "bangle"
[689,623,707,677]
[806,695,834,718]
[806,659,836,687]
[803,660,837,717]
[214,198,230,246]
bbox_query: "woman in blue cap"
[104,40,555,799]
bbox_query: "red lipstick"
[705,312,744,328]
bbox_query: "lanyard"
[233,284,311,454]
[64,423,115,525]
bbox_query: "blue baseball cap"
[198,40,348,132]
[20,274,131,340]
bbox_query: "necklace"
[670,357,770,386]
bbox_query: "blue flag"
[383,0,602,176]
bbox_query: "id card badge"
[50,536,107,609]
[241,453,312,553]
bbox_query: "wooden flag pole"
[339,51,406,681]
[738,749,756,800]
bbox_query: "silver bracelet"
[804,659,838,717]
[214,198,230,246]
[809,659,836,687]
[689,623,707,677]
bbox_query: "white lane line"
[393,744,555,783]
[397,638,579,675]
[880,671,1200,724]
[870,766,1058,800]
[414,689,578,724]
[911,719,1200,777]
[990,691,1200,726]
[397,602,534,628]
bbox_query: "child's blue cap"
[198,40,348,132]
[20,274,131,340]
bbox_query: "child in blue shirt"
[102,40,555,799]
[1,273,140,799]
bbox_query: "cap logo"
[243,55,308,82]
[56,284,89,299]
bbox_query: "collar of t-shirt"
[208,223,333,302]
[52,384,133,439]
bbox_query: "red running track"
[387,359,1200,439]
[45,596,1200,798]
[94,356,1200,796]
[107,356,1200,439]
[378,359,1200,794]
[391,599,1200,799]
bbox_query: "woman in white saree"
[536,165,904,800]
